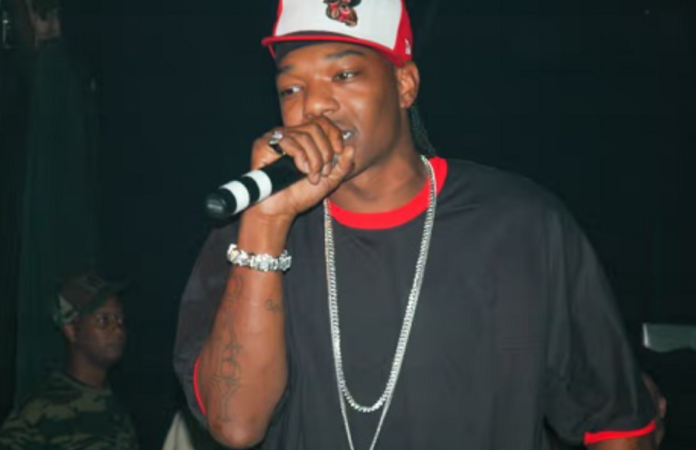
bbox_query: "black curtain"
[0,0,35,418]
[13,38,100,402]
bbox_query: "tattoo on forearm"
[211,274,244,422]
[211,330,242,422]
[265,298,283,314]
[222,272,243,305]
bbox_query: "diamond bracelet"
[226,244,292,273]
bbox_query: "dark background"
[1,0,695,448]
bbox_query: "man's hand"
[589,435,656,450]
[245,116,355,222]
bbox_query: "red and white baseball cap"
[262,0,414,67]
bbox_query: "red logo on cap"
[324,0,361,27]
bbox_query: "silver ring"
[268,130,285,155]
[268,129,284,146]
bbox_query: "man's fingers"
[325,145,355,184]
[313,117,345,158]
[303,123,335,176]
[256,118,348,188]
[268,135,310,174]
[273,134,330,185]
[292,130,325,179]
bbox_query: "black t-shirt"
[174,157,655,449]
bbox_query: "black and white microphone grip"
[205,156,302,220]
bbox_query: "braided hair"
[408,102,437,157]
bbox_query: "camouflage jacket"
[0,372,139,450]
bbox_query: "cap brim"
[262,34,406,67]
[80,282,127,316]
[53,281,127,326]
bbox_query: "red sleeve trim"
[193,356,207,416]
[583,420,655,445]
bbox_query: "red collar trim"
[329,156,448,230]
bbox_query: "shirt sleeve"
[173,223,237,427]
[543,205,656,446]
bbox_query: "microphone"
[205,131,352,220]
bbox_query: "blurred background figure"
[0,272,139,449]
[25,0,61,46]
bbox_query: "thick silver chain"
[323,156,437,450]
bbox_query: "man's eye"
[334,71,357,81]
[279,86,301,97]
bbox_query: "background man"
[0,272,139,449]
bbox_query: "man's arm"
[196,214,290,449]
[589,435,655,450]
[543,203,659,449]
[195,118,355,449]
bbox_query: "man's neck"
[330,147,426,214]
[65,356,109,389]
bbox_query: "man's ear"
[62,322,78,344]
[396,61,420,109]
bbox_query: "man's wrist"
[227,244,291,272]
[237,211,293,256]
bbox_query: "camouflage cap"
[54,272,125,326]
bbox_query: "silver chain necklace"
[323,156,437,450]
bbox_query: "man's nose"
[303,82,339,120]
[107,319,126,335]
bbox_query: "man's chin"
[100,346,125,366]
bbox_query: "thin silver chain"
[323,156,437,450]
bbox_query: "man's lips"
[106,339,125,350]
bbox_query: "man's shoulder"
[1,374,137,450]
[0,374,79,445]
[12,373,91,419]
[21,373,119,415]
[442,158,565,217]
